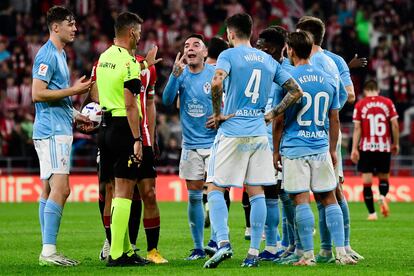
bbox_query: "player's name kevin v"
[297,74,325,84]
[298,130,327,138]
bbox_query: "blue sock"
[43,199,63,245]
[188,190,204,249]
[295,204,314,252]
[317,202,332,251]
[281,208,289,247]
[208,190,229,244]
[280,191,296,246]
[39,197,47,243]
[294,221,303,250]
[249,194,266,250]
[325,204,345,247]
[338,199,350,247]
[265,198,279,247]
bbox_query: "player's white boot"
[99,239,110,261]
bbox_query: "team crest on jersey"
[203,82,211,94]
[38,63,48,76]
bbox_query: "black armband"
[124,79,142,96]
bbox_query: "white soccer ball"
[81,102,102,127]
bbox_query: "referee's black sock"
[363,184,375,214]
[379,179,390,197]
[144,217,160,251]
[242,190,251,228]
[224,189,231,210]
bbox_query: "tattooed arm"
[206,69,233,129]
[265,78,303,122]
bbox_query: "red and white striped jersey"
[135,55,157,147]
[353,95,398,152]
[91,57,157,146]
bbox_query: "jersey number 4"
[244,69,261,103]
[297,92,329,126]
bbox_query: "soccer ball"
[81,102,102,127]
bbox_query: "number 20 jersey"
[216,45,291,137]
[353,95,398,152]
[280,64,340,159]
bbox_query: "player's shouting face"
[184,37,207,67]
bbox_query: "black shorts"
[98,116,138,182]
[357,151,391,174]
[137,146,157,181]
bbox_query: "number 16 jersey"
[216,45,291,137]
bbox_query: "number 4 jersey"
[216,45,292,137]
[280,64,339,159]
[353,95,398,152]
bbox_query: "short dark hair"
[287,31,313,59]
[258,28,286,50]
[207,37,229,59]
[225,13,253,39]
[114,12,143,36]
[185,33,205,44]
[46,6,74,29]
[268,25,288,41]
[296,16,325,46]
[363,79,378,91]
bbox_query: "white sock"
[336,246,347,256]
[42,244,57,257]
[218,240,230,248]
[294,248,304,257]
[345,245,352,252]
[319,248,332,257]
[264,245,277,255]
[248,248,259,256]
[303,250,315,260]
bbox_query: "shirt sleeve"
[353,102,361,122]
[91,61,98,81]
[338,79,348,109]
[216,50,231,74]
[123,58,141,83]
[388,99,399,120]
[147,65,157,97]
[273,60,292,87]
[32,50,55,84]
[338,57,353,87]
[162,74,181,106]
[330,82,341,110]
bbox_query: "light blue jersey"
[216,45,291,137]
[265,57,294,150]
[311,51,348,109]
[163,63,216,149]
[32,40,72,139]
[323,50,353,87]
[280,64,340,158]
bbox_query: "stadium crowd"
[0,0,413,172]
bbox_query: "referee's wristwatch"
[134,136,143,143]
[140,60,149,70]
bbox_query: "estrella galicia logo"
[185,98,206,118]
[203,82,211,94]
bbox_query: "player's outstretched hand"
[348,54,368,69]
[350,149,359,164]
[206,113,234,129]
[172,52,186,77]
[146,45,162,67]
[73,75,92,95]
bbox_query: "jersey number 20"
[297,92,329,126]
[244,69,261,103]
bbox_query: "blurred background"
[0,0,413,176]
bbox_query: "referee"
[96,12,161,266]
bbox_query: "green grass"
[1,202,413,275]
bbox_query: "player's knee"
[61,185,71,199]
[142,188,157,207]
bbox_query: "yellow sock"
[109,197,132,259]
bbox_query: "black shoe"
[107,253,147,267]
[131,253,150,265]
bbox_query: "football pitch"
[1,202,413,275]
